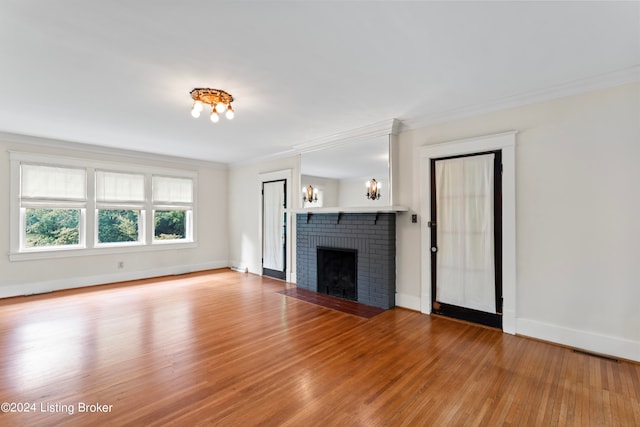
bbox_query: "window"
[152,176,193,242]
[25,208,80,248]
[96,171,145,245]
[20,164,86,251]
[10,153,197,260]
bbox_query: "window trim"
[9,151,198,261]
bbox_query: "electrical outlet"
[118,261,124,269]
[411,214,418,223]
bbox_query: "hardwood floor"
[0,269,638,426]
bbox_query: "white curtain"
[435,154,496,313]
[263,181,285,271]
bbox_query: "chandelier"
[189,88,235,122]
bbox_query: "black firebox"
[317,247,357,301]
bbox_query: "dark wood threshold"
[277,287,386,319]
[430,313,502,331]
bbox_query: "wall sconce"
[302,185,318,203]
[366,179,381,200]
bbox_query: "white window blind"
[21,164,86,200]
[153,176,193,203]
[96,171,145,202]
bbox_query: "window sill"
[9,241,198,262]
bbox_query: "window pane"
[22,164,86,200]
[98,210,140,244]
[153,176,193,203]
[25,208,80,247]
[96,171,145,202]
[154,210,187,240]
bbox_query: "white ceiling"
[1,1,638,165]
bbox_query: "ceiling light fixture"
[190,88,235,122]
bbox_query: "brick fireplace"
[295,212,396,309]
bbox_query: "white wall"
[395,83,640,361]
[0,136,229,297]
[228,157,300,277]
[338,176,390,207]
[301,174,339,208]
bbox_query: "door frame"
[258,169,293,282]
[419,131,517,334]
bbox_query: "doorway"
[262,179,287,280]
[430,151,502,328]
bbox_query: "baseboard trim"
[517,318,639,363]
[395,293,421,311]
[0,261,229,299]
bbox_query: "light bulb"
[191,108,201,118]
[366,180,370,188]
[216,103,228,113]
[210,111,220,123]
[225,109,234,120]
[193,100,204,112]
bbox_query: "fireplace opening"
[317,247,357,301]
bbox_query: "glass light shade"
[193,100,204,112]
[191,108,201,118]
[210,111,220,123]
[366,180,370,187]
[216,103,228,113]
[225,109,234,120]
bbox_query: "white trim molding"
[419,131,517,334]
[231,119,401,168]
[0,131,228,170]
[293,118,400,153]
[517,318,640,363]
[0,261,229,299]
[402,66,640,132]
[395,293,421,312]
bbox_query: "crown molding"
[229,118,400,169]
[401,65,640,132]
[293,118,400,154]
[0,131,228,170]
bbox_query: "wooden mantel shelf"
[286,205,408,214]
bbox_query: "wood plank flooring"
[0,269,638,426]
